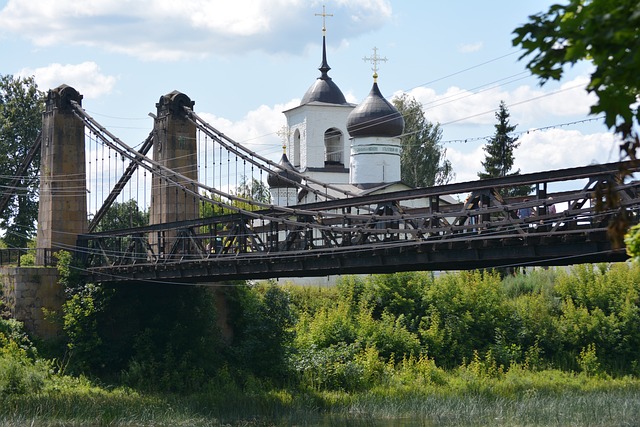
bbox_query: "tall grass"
[3,373,638,426]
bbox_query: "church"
[268,16,414,207]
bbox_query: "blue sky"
[0,0,617,184]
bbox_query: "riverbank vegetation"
[2,262,640,425]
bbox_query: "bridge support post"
[36,85,87,265]
[149,91,199,253]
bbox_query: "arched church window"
[293,129,301,167]
[324,127,343,166]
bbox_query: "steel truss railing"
[78,161,640,279]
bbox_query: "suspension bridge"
[4,85,640,284]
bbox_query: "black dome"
[301,77,347,105]
[347,82,404,138]
[268,153,302,188]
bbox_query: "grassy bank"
[3,264,640,425]
[2,355,640,426]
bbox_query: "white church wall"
[349,136,402,185]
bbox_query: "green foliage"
[200,177,270,219]
[110,284,222,392]
[17,239,37,266]
[62,285,103,373]
[625,223,640,259]
[0,318,49,397]
[512,0,640,151]
[227,284,295,382]
[478,101,531,197]
[56,250,104,373]
[5,266,640,424]
[553,264,640,373]
[293,264,640,381]
[357,271,430,331]
[234,176,270,204]
[0,318,38,360]
[0,75,44,248]
[293,342,367,391]
[92,199,148,232]
[392,93,454,187]
[296,302,357,349]
[577,343,602,377]
[92,200,149,254]
[419,271,511,367]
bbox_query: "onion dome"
[268,153,302,188]
[300,35,348,105]
[347,82,404,138]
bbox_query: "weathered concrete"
[0,267,62,338]
[36,85,87,265]
[149,91,199,252]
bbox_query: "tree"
[512,0,640,157]
[92,199,148,232]
[478,101,531,197]
[91,200,148,258]
[0,75,44,247]
[234,176,270,205]
[392,94,454,188]
[513,0,640,246]
[479,101,518,179]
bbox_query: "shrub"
[418,270,510,367]
[293,342,375,391]
[0,319,50,396]
[356,309,421,360]
[227,283,295,382]
[553,263,640,373]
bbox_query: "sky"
[0,0,620,186]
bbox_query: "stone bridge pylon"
[36,84,87,265]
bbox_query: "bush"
[293,342,382,391]
[553,263,640,373]
[0,319,50,396]
[418,270,511,367]
[226,283,295,382]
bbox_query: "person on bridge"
[518,199,534,219]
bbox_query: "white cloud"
[198,98,300,163]
[0,0,393,60]
[396,75,597,128]
[515,128,619,173]
[447,128,619,184]
[17,62,117,99]
[458,41,483,53]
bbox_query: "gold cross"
[315,5,333,35]
[277,126,291,153]
[363,47,388,81]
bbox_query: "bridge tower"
[149,91,199,252]
[36,85,87,265]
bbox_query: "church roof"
[268,153,302,188]
[300,35,348,106]
[347,81,405,138]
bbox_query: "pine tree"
[478,100,530,197]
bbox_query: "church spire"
[315,5,333,79]
[300,5,347,105]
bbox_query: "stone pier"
[36,84,87,264]
[149,91,199,252]
[0,85,87,338]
